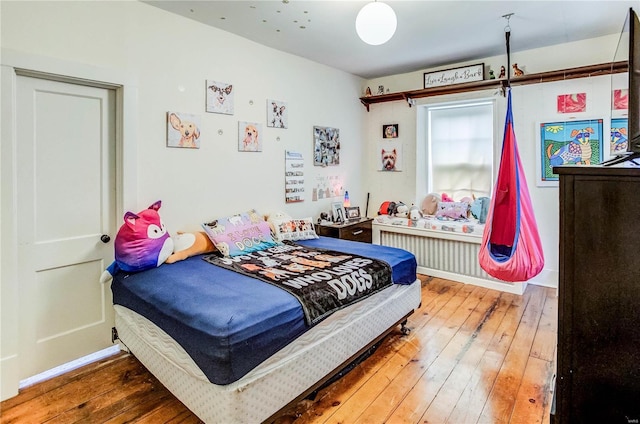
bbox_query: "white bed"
[115,280,421,423]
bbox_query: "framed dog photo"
[382,124,398,139]
[267,99,288,129]
[167,111,201,149]
[379,142,403,172]
[331,201,345,223]
[238,121,263,152]
[344,206,361,220]
[206,80,234,115]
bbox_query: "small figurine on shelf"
[489,70,496,79]
[498,66,506,79]
[365,87,372,97]
[512,63,524,76]
[377,85,384,95]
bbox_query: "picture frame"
[238,121,262,152]
[537,118,604,186]
[313,126,340,166]
[424,63,484,89]
[379,142,402,172]
[382,124,398,139]
[167,111,201,149]
[331,202,345,223]
[267,99,288,128]
[611,117,629,155]
[205,80,234,115]
[344,206,361,220]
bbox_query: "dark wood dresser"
[316,218,372,243]
[554,165,640,424]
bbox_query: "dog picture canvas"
[379,143,403,171]
[167,111,201,149]
[206,80,234,115]
[238,121,263,152]
[267,99,288,129]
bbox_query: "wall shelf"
[360,61,628,111]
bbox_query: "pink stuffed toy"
[100,200,174,282]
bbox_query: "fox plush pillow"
[100,200,174,282]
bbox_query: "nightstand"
[316,218,373,243]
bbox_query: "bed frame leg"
[400,319,410,335]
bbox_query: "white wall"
[362,34,626,288]
[0,0,366,229]
[0,0,365,400]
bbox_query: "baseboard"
[18,344,121,390]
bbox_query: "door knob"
[100,234,111,243]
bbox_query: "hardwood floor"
[0,276,557,424]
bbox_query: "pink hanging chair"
[478,89,544,282]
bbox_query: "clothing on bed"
[111,236,417,385]
[203,241,393,326]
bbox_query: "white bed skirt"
[114,279,421,423]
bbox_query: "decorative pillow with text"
[270,217,319,242]
[202,211,278,257]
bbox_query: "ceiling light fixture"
[355,1,397,46]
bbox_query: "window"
[425,100,494,200]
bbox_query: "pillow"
[421,193,440,216]
[202,211,278,257]
[435,201,470,221]
[269,217,319,242]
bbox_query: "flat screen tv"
[605,7,640,165]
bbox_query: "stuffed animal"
[441,193,454,202]
[394,202,409,218]
[100,200,174,283]
[421,193,440,216]
[166,231,216,263]
[409,204,422,221]
[378,201,397,216]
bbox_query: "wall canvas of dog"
[206,80,234,115]
[267,99,288,129]
[238,121,263,152]
[167,111,201,149]
[379,143,403,171]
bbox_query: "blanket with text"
[203,241,392,326]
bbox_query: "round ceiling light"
[355,1,397,46]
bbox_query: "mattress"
[114,279,421,423]
[111,236,417,385]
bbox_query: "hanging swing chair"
[478,88,544,282]
[478,18,544,282]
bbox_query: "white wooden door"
[15,75,116,379]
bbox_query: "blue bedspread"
[111,237,417,385]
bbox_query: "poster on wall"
[537,118,604,186]
[311,175,344,201]
[167,111,201,149]
[557,93,586,113]
[612,89,629,110]
[285,151,304,203]
[611,118,629,155]
[313,126,340,166]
